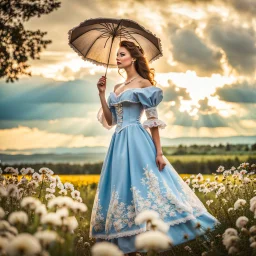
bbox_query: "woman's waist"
[115,120,143,133]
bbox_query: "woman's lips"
[117,62,121,64]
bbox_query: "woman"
[89,40,220,256]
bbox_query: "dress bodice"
[97,86,167,133]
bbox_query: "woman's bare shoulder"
[139,78,153,88]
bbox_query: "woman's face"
[116,46,133,68]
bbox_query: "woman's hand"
[97,75,107,94]
[156,155,166,171]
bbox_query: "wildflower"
[21,197,41,210]
[5,233,41,256]
[8,211,28,225]
[223,228,238,238]
[34,230,60,247]
[147,218,169,233]
[41,212,62,226]
[59,189,67,196]
[217,166,225,173]
[63,216,78,232]
[234,199,246,210]
[228,246,238,254]
[206,200,213,206]
[71,190,80,199]
[72,201,88,213]
[135,230,172,251]
[135,210,160,225]
[35,204,47,217]
[235,216,249,228]
[91,241,123,256]
[64,182,74,191]
[196,173,204,182]
[249,225,256,236]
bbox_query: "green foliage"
[0,0,61,82]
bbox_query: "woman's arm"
[149,124,166,172]
[98,92,112,126]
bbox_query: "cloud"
[168,25,223,76]
[228,0,256,16]
[213,80,256,103]
[162,80,191,102]
[206,16,256,75]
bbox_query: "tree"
[0,0,61,82]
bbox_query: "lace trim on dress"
[89,162,216,239]
[142,119,167,129]
[97,107,117,130]
[142,107,167,129]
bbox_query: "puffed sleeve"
[97,95,117,130]
[136,86,167,129]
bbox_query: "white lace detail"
[142,119,167,129]
[145,107,158,119]
[89,161,213,239]
[97,107,117,130]
[143,107,167,129]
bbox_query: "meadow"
[1,162,256,256]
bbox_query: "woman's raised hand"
[97,75,107,94]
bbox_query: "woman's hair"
[118,40,156,86]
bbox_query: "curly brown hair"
[118,40,156,86]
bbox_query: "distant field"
[57,173,214,186]
[165,154,256,162]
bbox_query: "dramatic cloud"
[206,17,256,75]
[168,25,223,76]
[214,80,256,103]
[162,80,191,102]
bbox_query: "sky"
[0,0,256,154]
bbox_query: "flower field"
[0,162,256,256]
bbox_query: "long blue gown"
[89,86,220,254]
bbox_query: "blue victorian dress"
[89,86,220,254]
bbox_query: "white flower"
[72,201,88,213]
[223,228,238,238]
[32,172,42,182]
[234,199,246,210]
[64,182,74,191]
[57,182,64,190]
[223,235,240,249]
[206,200,213,206]
[35,204,47,217]
[56,207,69,219]
[147,218,169,233]
[48,196,74,209]
[236,216,249,228]
[0,207,5,219]
[34,230,60,246]
[45,193,55,200]
[38,167,50,175]
[41,212,62,226]
[250,242,256,248]
[135,230,172,251]
[21,197,41,210]
[63,216,78,231]
[240,169,247,175]
[50,183,56,189]
[4,167,19,175]
[8,211,28,225]
[6,233,41,256]
[217,166,225,172]
[59,189,67,196]
[91,241,123,256]
[228,208,234,212]
[46,188,55,193]
[71,190,80,199]
[196,173,204,182]
[135,210,160,225]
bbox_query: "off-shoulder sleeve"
[136,86,167,129]
[97,95,117,130]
